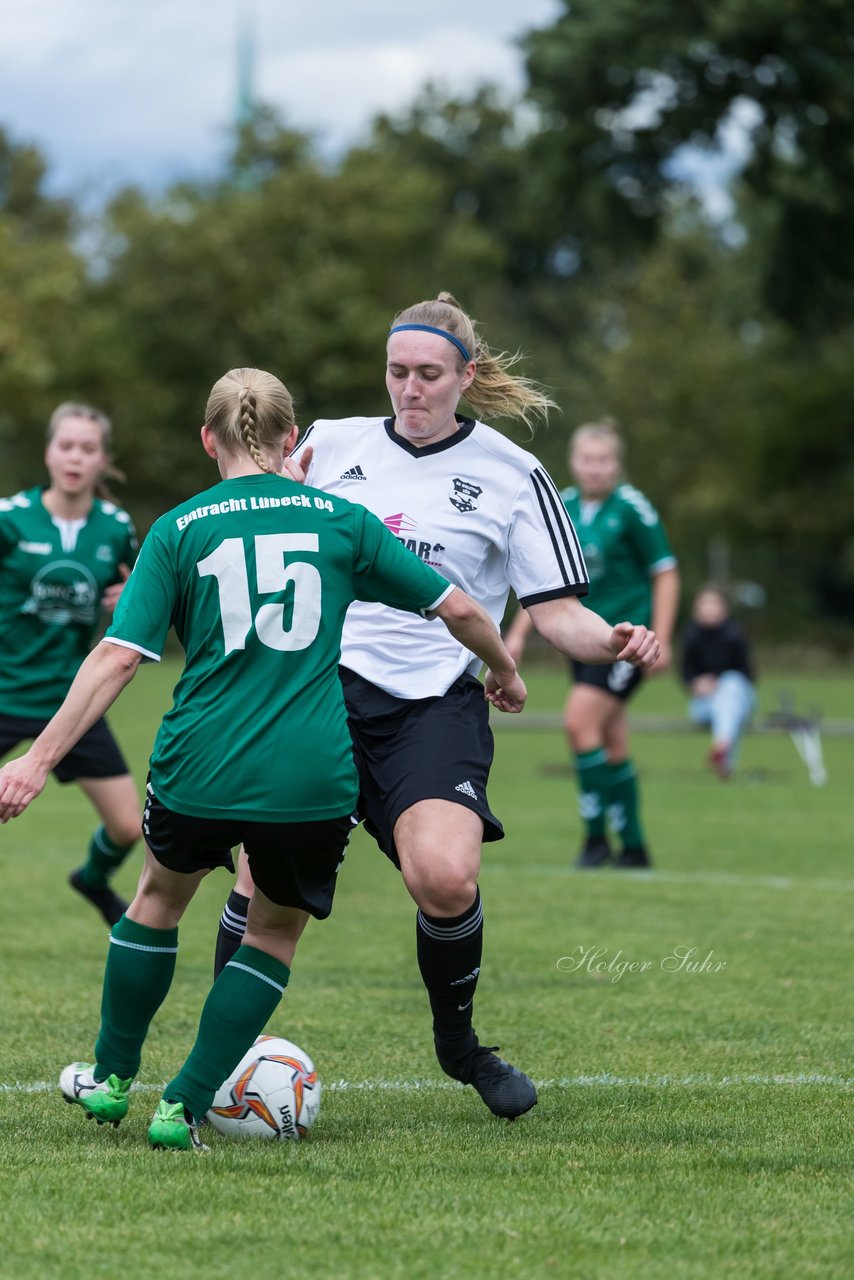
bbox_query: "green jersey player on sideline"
[0,366,527,1153]
[0,403,140,926]
[506,418,679,869]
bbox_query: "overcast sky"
[0,0,562,199]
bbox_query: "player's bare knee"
[128,880,185,928]
[565,708,587,745]
[416,869,477,918]
[566,722,599,753]
[104,818,141,849]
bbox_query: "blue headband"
[389,324,472,363]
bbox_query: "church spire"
[235,7,257,130]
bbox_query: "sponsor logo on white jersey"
[383,512,417,537]
[340,465,366,481]
[382,512,445,568]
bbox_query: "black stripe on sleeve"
[530,468,588,587]
[519,584,589,608]
[291,424,316,458]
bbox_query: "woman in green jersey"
[506,418,679,869]
[0,403,140,926]
[0,366,527,1153]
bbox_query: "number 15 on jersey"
[197,534,322,654]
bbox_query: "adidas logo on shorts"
[455,780,477,800]
[340,465,366,481]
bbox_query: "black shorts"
[570,659,645,703]
[142,781,352,918]
[340,667,503,867]
[0,713,130,782]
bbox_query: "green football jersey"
[106,472,452,823]
[561,483,676,627]
[0,487,138,718]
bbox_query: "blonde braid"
[205,368,295,466]
[238,387,273,473]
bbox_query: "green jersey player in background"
[0,403,140,925]
[507,418,679,869]
[0,366,527,1153]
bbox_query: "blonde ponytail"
[391,292,557,430]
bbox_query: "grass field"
[1,660,851,1280]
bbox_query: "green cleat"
[148,1100,209,1153]
[59,1062,133,1128]
[81,1074,134,1126]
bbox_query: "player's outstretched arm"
[0,642,142,822]
[525,596,660,671]
[502,603,534,665]
[434,589,527,713]
[648,565,680,673]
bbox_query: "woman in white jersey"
[215,295,660,1120]
[0,366,527,1154]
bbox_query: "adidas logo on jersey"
[340,465,366,481]
[455,780,477,800]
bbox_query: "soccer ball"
[207,1035,320,1140]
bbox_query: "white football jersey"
[295,416,588,698]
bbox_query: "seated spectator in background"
[681,586,757,779]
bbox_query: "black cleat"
[574,836,613,869]
[69,868,128,927]
[613,844,653,869]
[436,1036,537,1120]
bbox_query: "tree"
[0,129,86,488]
[66,109,511,523]
[528,218,854,632]
[522,0,854,330]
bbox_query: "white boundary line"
[2,1072,851,1095]
[481,865,854,893]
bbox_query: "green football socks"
[94,916,179,1082]
[605,759,644,848]
[574,748,611,838]
[78,825,135,890]
[163,945,290,1122]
